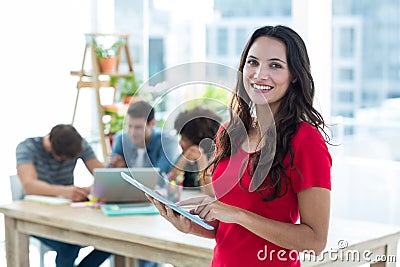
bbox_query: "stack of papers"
[24,195,71,205]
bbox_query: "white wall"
[0,0,93,190]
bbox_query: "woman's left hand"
[146,192,194,233]
[177,196,241,223]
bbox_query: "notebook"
[92,167,160,204]
[101,203,159,216]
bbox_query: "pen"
[70,200,103,208]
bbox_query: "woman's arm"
[174,145,206,172]
[199,173,214,197]
[194,187,330,254]
[239,187,329,254]
[177,145,215,196]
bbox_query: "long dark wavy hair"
[174,107,222,158]
[205,25,329,201]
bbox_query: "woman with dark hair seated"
[171,107,222,196]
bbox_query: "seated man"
[16,124,110,267]
[109,100,179,185]
[109,100,179,267]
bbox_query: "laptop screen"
[92,167,160,204]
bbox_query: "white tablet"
[120,172,214,230]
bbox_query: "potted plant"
[93,37,121,73]
[115,74,142,104]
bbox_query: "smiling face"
[243,36,292,114]
[127,117,154,148]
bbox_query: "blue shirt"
[111,128,179,184]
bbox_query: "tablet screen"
[120,172,214,230]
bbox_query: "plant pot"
[123,95,141,104]
[99,57,118,73]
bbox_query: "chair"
[9,174,54,267]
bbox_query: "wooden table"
[0,201,399,267]
[0,201,215,267]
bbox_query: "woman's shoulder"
[297,121,318,132]
[293,122,325,144]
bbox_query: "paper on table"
[24,195,71,205]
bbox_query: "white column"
[292,0,332,123]
[95,0,115,33]
[142,0,150,80]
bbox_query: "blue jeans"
[33,236,111,267]
[137,259,158,267]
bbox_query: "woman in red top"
[148,25,331,266]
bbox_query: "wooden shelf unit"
[71,33,134,161]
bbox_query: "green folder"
[101,203,159,216]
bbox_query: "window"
[339,27,355,58]
[339,68,354,81]
[235,27,247,55]
[338,90,354,102]
[217,28,228,56]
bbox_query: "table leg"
[371,240,398,267]
[114,255,137,267]
[385,240,398,267]
[371,263,385,267]
[4,216,29,267]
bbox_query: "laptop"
[92,167,160,204]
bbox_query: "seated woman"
[170,107,222,196]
